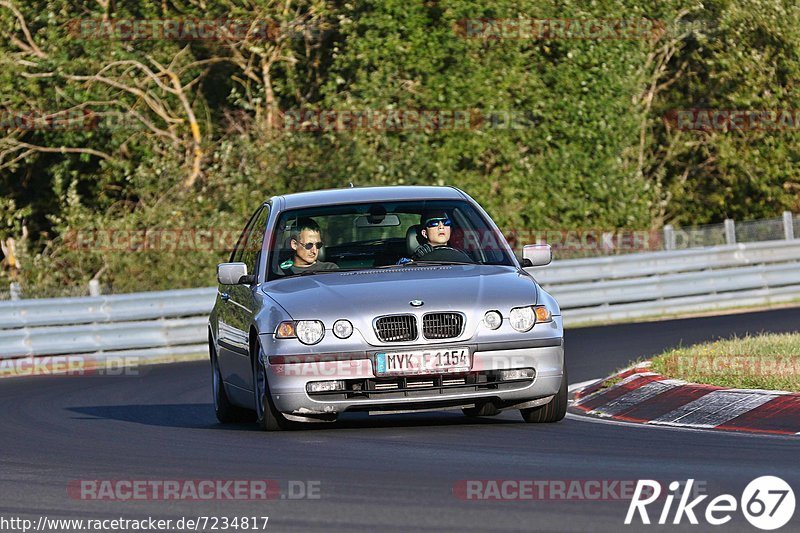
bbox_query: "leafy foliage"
[1,0,798,295]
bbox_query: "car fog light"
[296,320,324,345]
[483,311,502,330]
[509,306,536,332]
[333,319,353,339]
[307,380,346,393]
[497,368,535,381]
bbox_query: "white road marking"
[592,380,677,417]
[572,372,658,406]
[649,390,777,428]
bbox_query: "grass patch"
[598,375,624,390]
[650,333,800,392]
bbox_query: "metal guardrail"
[533,240,800,324]
[0,288,216,359]
[0,287,216,329]
[532,240,800,284]
[0,239,798,360]
[0,317,208,358]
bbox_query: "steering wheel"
[416,246,474,263]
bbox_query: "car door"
[217,205,268,398]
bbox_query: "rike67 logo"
[626,477,795,530]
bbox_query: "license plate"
[374,348,471,376]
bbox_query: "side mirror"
[522,244,552,267]
[217,262,253,285]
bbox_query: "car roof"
[275,186,466,210]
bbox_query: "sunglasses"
[424,217,452,228]
[297,241,324,250]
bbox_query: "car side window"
[230,205,265,264]
[239,205,271,278]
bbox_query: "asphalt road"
[2,307,799,532]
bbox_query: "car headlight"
[332,319,353,339]
[483,311,502,330]
[508,305,552,332]
[295,320,325,345]
[509,306,536,332]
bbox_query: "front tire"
[520,369,568,423]
[253,344,291,431]
[210,341,251,423]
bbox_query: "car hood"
[263,265,539,321]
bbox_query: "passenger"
[411,209,453,260]
[280,217,338,275]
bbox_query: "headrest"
[406,224,423,255]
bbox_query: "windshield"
[266,200,515,280]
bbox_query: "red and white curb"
[570,362,800,436]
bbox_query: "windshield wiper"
[395,259,476,266]
[375,263,414,269]
[297,268,350,276]
[375,260,475,268]
[405,260,474,266]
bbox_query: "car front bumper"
[265,340,564,417]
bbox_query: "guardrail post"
[724,219,736,244]
[663,225,676,250]
[88,279,101,297]
[784,211,795,240]
[9,282,21,300]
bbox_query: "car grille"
[306,371,535,401]
[422,312,464,340]
[374,315,418,342]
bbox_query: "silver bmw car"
[208,186,565,430]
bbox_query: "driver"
[280,217,338,275]
[411,209,453,260]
